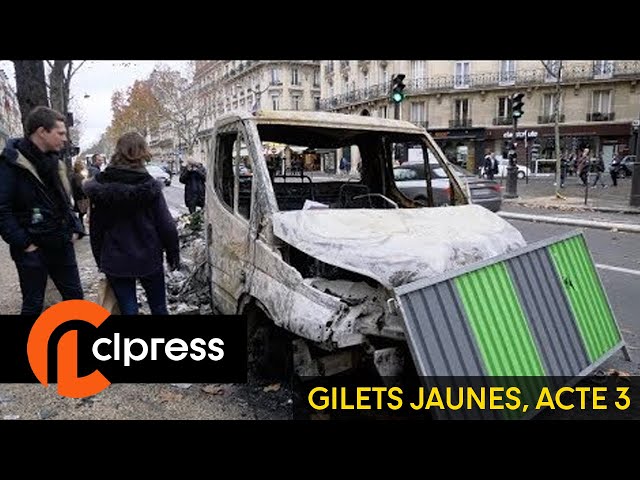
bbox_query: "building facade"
[193,60,321,164]
[0,69,22,148]
[320,60,640,173]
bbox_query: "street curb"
[498,211,640,234]
[505,200,640,215]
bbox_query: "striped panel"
[454,262,545,377]
[507,248,590,379]
[548,236,621,362]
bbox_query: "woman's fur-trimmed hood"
[83,176,163,208]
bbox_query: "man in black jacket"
[0,106,85,315]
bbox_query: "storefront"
[429,127,486,173]
[486,122,633,172]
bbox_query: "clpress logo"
[22,300,247,399]
[27,300,112,399]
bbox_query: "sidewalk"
[499,173,640,215]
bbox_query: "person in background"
[87,153,104,178]
[179,156,206,214]
[83,132,180,315]
[609,153,622,187]
[0,106,85,315]
[71,157,90,228]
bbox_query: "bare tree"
[541,60,564,198]
[149,63,210,157]
[11,61,48,135]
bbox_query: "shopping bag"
[97,276,121,314]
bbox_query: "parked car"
[619,155,635,177]
[394,161,503,212]
[146,164,172,187]
[480,156,530,179]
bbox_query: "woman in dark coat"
[83,132,180,315]
[179,157,206,214]
[71,157,90,228]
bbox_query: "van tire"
[246,304,293,382]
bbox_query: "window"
[499,60,515,85]
[271,95,280,111]
[380,105,388,119]
[593,60,613,78]
[498,96,512,119]
[291,94,301,111]
[314,95,321,111]
[363,73,370,92]
[379,66,388,86]
[454,99,469,122]
[540,93,563,123]
[313,69,320,87]
[411,60,425,82]
[271,68,280,85]
[410,102,426,125]
[291,68,300,86]
[544,61,561,82]
[592,90,611,113]
[214,130,252,220]
[454,61,470,88]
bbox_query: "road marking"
[596,264,640,276]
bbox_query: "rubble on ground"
[137,211,213,315]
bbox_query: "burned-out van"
[204,110,626,404]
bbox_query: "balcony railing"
[320,61,640,111]
[493,116,513,125]
[449,119,472,128]
[586,112,615,122]
[538,114,565,124]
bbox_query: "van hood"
[272,205,526,288]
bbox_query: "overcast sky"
[0,60,189,150]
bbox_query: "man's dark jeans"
[107,270,168,315]
[14,242,83,316]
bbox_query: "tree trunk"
[49,60,70,114]
[554,61,563,198]
[12,60,48,135]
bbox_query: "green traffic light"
[392,92,405,103]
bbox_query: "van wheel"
[246,304,293,382]
[517,171,525,179]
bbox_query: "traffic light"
[512,92,525,119]
[391,74,406,103]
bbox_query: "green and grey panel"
[395,231,624,419]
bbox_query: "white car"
[146,164,172,187]
[481,156,530,180]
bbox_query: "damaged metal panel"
[395,231,626,419]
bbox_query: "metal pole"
[504,117,519,198]
[631,115,640,207]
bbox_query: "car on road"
[480,156,530,180]
[394,161,503,212]
[147,164,172,187]
[619,155,635,177]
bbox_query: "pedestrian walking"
[610,153,622,187]
[591,155,607,188]
[577,148,591,186]
[483,151,498,180]
[179,156,206,214]
[71,156,90,229]
[0,106,85,315]
[83,132,180,315]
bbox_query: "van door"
[207,124,254,313]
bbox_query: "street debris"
[135,211,212,315]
